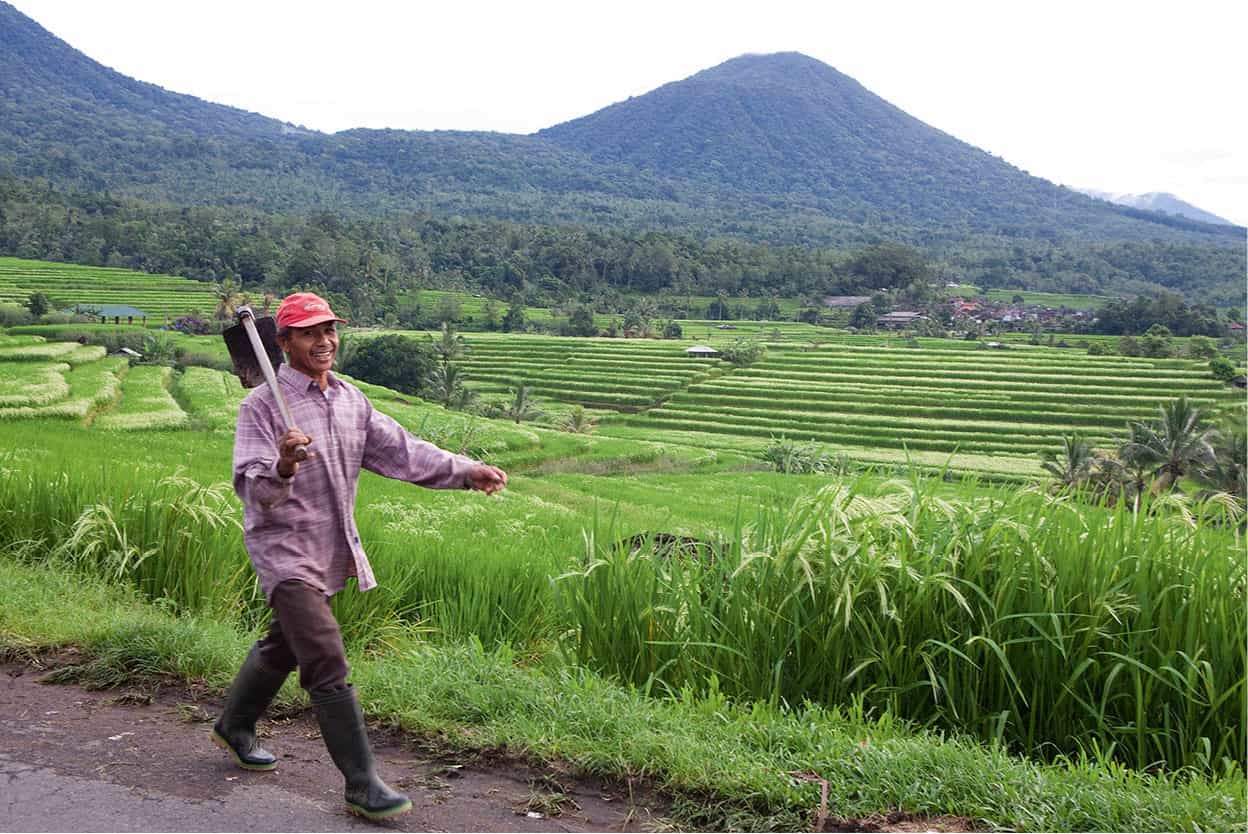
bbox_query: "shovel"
[223,306,307,462]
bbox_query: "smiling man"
[216,292,507,821]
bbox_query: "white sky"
[11,0,1247,226]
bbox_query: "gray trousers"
[255,579,351,698]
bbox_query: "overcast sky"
[11,0,1247,225]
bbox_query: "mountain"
[1076,189,1234,227]
[0,0,1242,306]
[540,52,1073,226]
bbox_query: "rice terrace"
[1,3,1247,830]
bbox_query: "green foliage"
[424,362,477,411]
[762,437,851,474]
[1187,335,1220,359]
[566,304,597,337]
[560,405,598,434]
[1094,292,1224,337]
[557,482,1246,774]
[718,337,764,365]
[847,243,932,291]
[25,291,50,317]
[502,301,525,333]
[1117,335,1142,356]
[848,301,877,330]
[340,334,435,397]
[1210,356,1237,381]
[1120,397,1220,492]
[1140,323,1174,358]
[2,559,1244,833]
[502,381,543,424]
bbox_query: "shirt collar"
[277,362,342,392]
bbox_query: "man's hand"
[276,428,313,478]
[466,464,508,495]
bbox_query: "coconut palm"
[1195,411,1247,504]
[425,362,476,411]
[503,381,543,425]
[561,405,598,434]
[1040,433,1098,490]
[212,278,246,322]
[431,321,467,364]
[1119,397,1219,492]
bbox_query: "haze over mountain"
[0,0,1242,307]
[1075,188,1234,227]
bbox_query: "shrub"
[1210,356,1237,382]
[0,303,33,326]
[25,292,51,317]
[171,316,211,336]
[719,338,764,365]
[762,438,852,474]
[340,334,436,397]
[1187,335,1220,360]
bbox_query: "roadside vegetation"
[0,327,1244,830]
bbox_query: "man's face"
[278,321,338,378]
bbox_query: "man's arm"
[361,400,506,493]
[233,399,310,508]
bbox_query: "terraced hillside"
[608,341,1238,462]
[454,334,723,409]
[0,257,217,319]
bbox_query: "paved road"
[1,662,656,832]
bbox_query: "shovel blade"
[223,315,283,388]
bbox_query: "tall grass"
[556,478,1246,774]
[2,419,1241,776]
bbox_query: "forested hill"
[0,2,1243,306]
[538,53,1242,243]
[1,2,1242,249]
[0,1,293,144]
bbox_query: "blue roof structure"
[71,304,150,318]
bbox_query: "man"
[214,292,507,821]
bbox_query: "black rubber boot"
[211,644,289,771]
[313,686,412,821]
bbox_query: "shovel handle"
[238,308,307,462]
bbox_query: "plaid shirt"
[233,364,477,601]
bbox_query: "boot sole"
[211,729,278,772]
[346,799,413,821]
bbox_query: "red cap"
[275,292,346,329]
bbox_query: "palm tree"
[503,381,543,425]
[212,278,246,322]
[1195,411,1247,503]
[1041,433,1098,490]
[1119,397,1219,492]
[561,405,598,434]
[425,362,476,411]
[431,321,467,364]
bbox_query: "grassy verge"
[0,558,1243,832]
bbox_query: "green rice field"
[353,331,1241,476]
[0,329,1243,830]
[610,340,1239,464]
[0,256,218,319]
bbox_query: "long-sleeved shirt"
[233,363,478,601]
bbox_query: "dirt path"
[1,662,662,832]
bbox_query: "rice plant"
[556,479,1246,774]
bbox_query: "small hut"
[84,304,150,326]
[685,345,720,359]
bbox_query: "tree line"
[2,177,1245,321]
